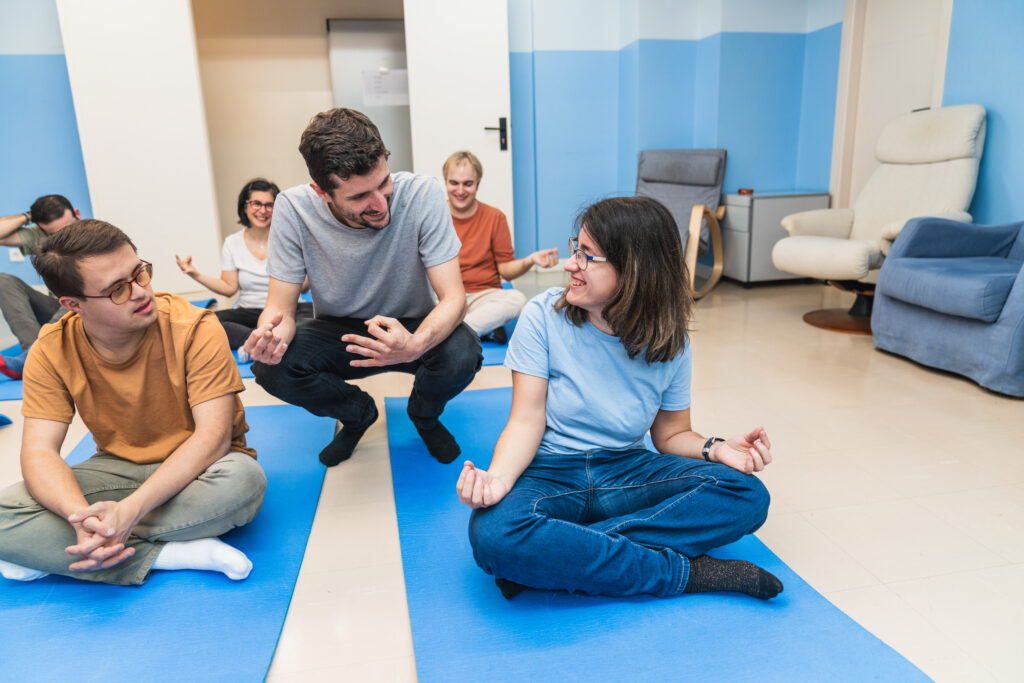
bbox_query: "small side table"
[720,191,830,283]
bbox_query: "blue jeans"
[468,448,770,597]
[254,316,482,428]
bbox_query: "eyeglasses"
[79,261,153,305]
[568,238,609,271]
[246,200,275,212]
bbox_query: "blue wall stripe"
[943,0,1024,225]
[532,50,621,249]
[716,32,805,194]
[795,22,841,192]
[0,54,92,284]
[510,51,539,257]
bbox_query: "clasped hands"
[64,499,140,572]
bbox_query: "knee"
[468,506,519,573]
[729,472,770,530]
[212,453,267,502]
[437,326,483,375]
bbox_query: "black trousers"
[215,303,313,349]
[252,316,482,427]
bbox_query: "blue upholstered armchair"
[872,217,1024,396]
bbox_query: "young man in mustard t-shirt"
[0,220,266,586]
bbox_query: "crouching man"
[0,220,266,585]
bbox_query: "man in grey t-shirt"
[243,108,482,466]
[0,194,81,378]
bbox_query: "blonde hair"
[442,150,483,183]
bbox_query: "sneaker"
[0,354,23,380]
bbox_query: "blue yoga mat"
[0,404,333,682]
[0,344,23,401]
[385,388,927,682]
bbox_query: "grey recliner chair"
[636,149,726,299]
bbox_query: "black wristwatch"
[702,436,725,462]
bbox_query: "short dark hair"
[555,196,693,363]
[236,178,280,227]
[298,108,390,190]
[30,195,74,225]
[32,219,137,298]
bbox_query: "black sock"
[318,406,378,467]
[495,578,527,600]
[683,554,783,600]
[489,327,508,344]
[411,418,461,464]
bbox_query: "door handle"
[483,117,508,151]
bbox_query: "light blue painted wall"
[532,50,621,246]
[510,21,840,251]
[0,0,91,285]
[943,0,1024,225]
[796,22,841,191]
[715,32,805,193]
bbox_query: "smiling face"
[564,225,619,331]
[445,159,479,216]
[312,155,393,230]
[244,190,275,230]
[61,243,158,334]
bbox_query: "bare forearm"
[496,257,533,281]
[189,271,237,297]
[22,451,89,519]
[121,425,232,521]
[0,213,29,242]
[654,430,708,460]
[487,418,544,488]
[409,295,467,356]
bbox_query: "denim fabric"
[0,452,266,585]
[469,448,769,598]
[253,316,482,427]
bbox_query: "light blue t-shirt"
[505,288,692,455]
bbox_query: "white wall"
[192,0,403,251]
[56,0,220,294]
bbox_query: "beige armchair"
[772,104,987,332]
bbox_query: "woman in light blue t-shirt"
[457,196,782,601]
[175,178,311,348]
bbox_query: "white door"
[328,20,414,173]
[403,0,514,233]
[832,0,954,206]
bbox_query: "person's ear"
[310,183,331,203]
[59,296,83,314]
[73,209,82,220]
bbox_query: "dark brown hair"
[30,194,74,225]
[32,219,136,298]
[299,108,390,190]
[555,196,693,363]
[236,178,280,227]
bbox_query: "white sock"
[0,558,50,582]
[152,538,253,580]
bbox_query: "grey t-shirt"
[267,172,460,319]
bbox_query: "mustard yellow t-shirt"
[22,292,255,463]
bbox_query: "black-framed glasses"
[246,199,275,212]
[79,261,153,305]
[568,238,609,271]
